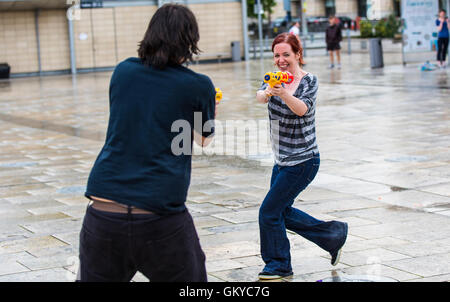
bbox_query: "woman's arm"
[270,84,308,117]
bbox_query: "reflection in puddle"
[437,72,448,86]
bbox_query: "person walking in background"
[325,15,342,69]
[288,21,300,39]
[436,9,449,69]
[255,32,348,280]
[78,4,216,282]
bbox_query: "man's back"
[85,57,215,214]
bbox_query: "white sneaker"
[336,64,341,69]
[258,271,293,280]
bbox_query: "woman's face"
[273,42,300,73]
[439,11,446,19]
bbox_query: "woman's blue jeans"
[259,154,347,274]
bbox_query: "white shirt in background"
[289,25,300,36]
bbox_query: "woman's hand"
[264,87,273,97]
[268,83,309,117]
[256,87,272,103]
[269,84,288,99]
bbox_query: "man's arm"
[193,131,214,147]
[193,95,218,147]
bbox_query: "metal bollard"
[303,36,307,57]
[347,29,351,55]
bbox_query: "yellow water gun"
[215,87,223,103]
[263,71,294,88]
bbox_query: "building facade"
[0,0,246,76]
[1,0,449,76]
[273,0,412,19]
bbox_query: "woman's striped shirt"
[260,72,319,166]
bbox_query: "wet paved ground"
[0,49,449,282]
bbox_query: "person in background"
[255,32,348,280]
[355,16,361,31]
[288,21,300,39]
[325,15,342,69]
[78,4,216,282]
[436,9,450,69]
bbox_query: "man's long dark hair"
[138,4,200,69]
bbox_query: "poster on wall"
[401,0,439,53]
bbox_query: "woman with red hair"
[256,33,348,280]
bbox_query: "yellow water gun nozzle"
[215,87,223,103]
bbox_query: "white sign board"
[402,0,439,52]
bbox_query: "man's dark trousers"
[79,205,207,282]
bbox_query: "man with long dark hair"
[78,4,216,282]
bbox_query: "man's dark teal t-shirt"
[85,57,215,214]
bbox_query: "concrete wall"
[190,1,244,58]
[367,0,394,19]
[306,0,326,16]
[0,1,244,75]
[272,0,288,19]
[0,11,38,73]
[39,10,71,71]
[114,6,157,63]
[335,0,358,18]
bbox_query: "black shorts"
[327,43,341,51]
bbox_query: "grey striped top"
[260,73,319,166]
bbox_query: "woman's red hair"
[271,32,305,66]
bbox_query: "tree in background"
[385,14,401,38]
[359,20,373,38]
[247,0,277,24]
[360,15,401,38]
[374,19,388,37]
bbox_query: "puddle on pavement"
[317,271,398,282]
[385,155,428,162]
[0,112,105,141]
[57,186,86,195]
[390,186,408,192]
